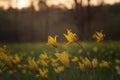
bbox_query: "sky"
[0,0,120,11]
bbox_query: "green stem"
[76,41,92,60]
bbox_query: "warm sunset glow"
[46,0,74,9]
[0,0,120,10]
[0,1,10,10]
[17,0,30,9]
[33,0,40,11]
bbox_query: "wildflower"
[93,31,105,43]
[55,52,70,68]
[82,57,92,68]
[12,54,21,64]
[93,46,98,53]
[78,62,85,72]
[22,69,27,74]
[3,45,7,51]
[64,29,77,43]
[0,69,4,74]
[8,70,14,75]
[51,58,59,67]
[17,64,23,69]
[115,59,120,64]
[71,56,79,63]
[0,48,4,52]
[48,36,57,48]
[99,60,109,68]
[92,58,98,68]
[39,53,48,60]
[28,58,39,72]
[39,68,48,79]
[78,49,83,54]
[23,64,28,69]
[115,66,120,75]
[54,66,64,74]
[51,62,59,67]
[51,58,58,63]
[40,60,48,67]
[0,52,13,67]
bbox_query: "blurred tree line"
[0,1,120,42]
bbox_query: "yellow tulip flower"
[82,57,92,68]
[51,58,59,67]
[0,52,13,67]
[55,52,70,68]
[115,59,120,64]
[93,31,105,43]
[0,48,4,52]
[71,56,79,63]
[99,60,109,68]
[93,46,98,53]
[78,62,85,72]
[51,62,59,67]
[64,29,77,43]
[48,36,57,48]
[92,58,98,68]
[39,68,48,79]
[22,69,27,74]
[12,54,21,64]
[8,70,14,75]
[50,58,58,63]
[39,53,49,60]
[17,64,23,69]
[115,66,120,75]
[40,60,48,67]
[54,66,64,74]
[28,58,39,72]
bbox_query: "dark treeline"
[0,3,120,42]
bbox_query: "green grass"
[0,41,120,80]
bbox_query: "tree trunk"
[86,0,91,39]
[74,0,85,40]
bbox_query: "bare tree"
[39,0,49,41]
[73,0,93,39]
[86,0,92,39]
[74,0,85,39]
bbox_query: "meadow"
[0,30,120,80]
